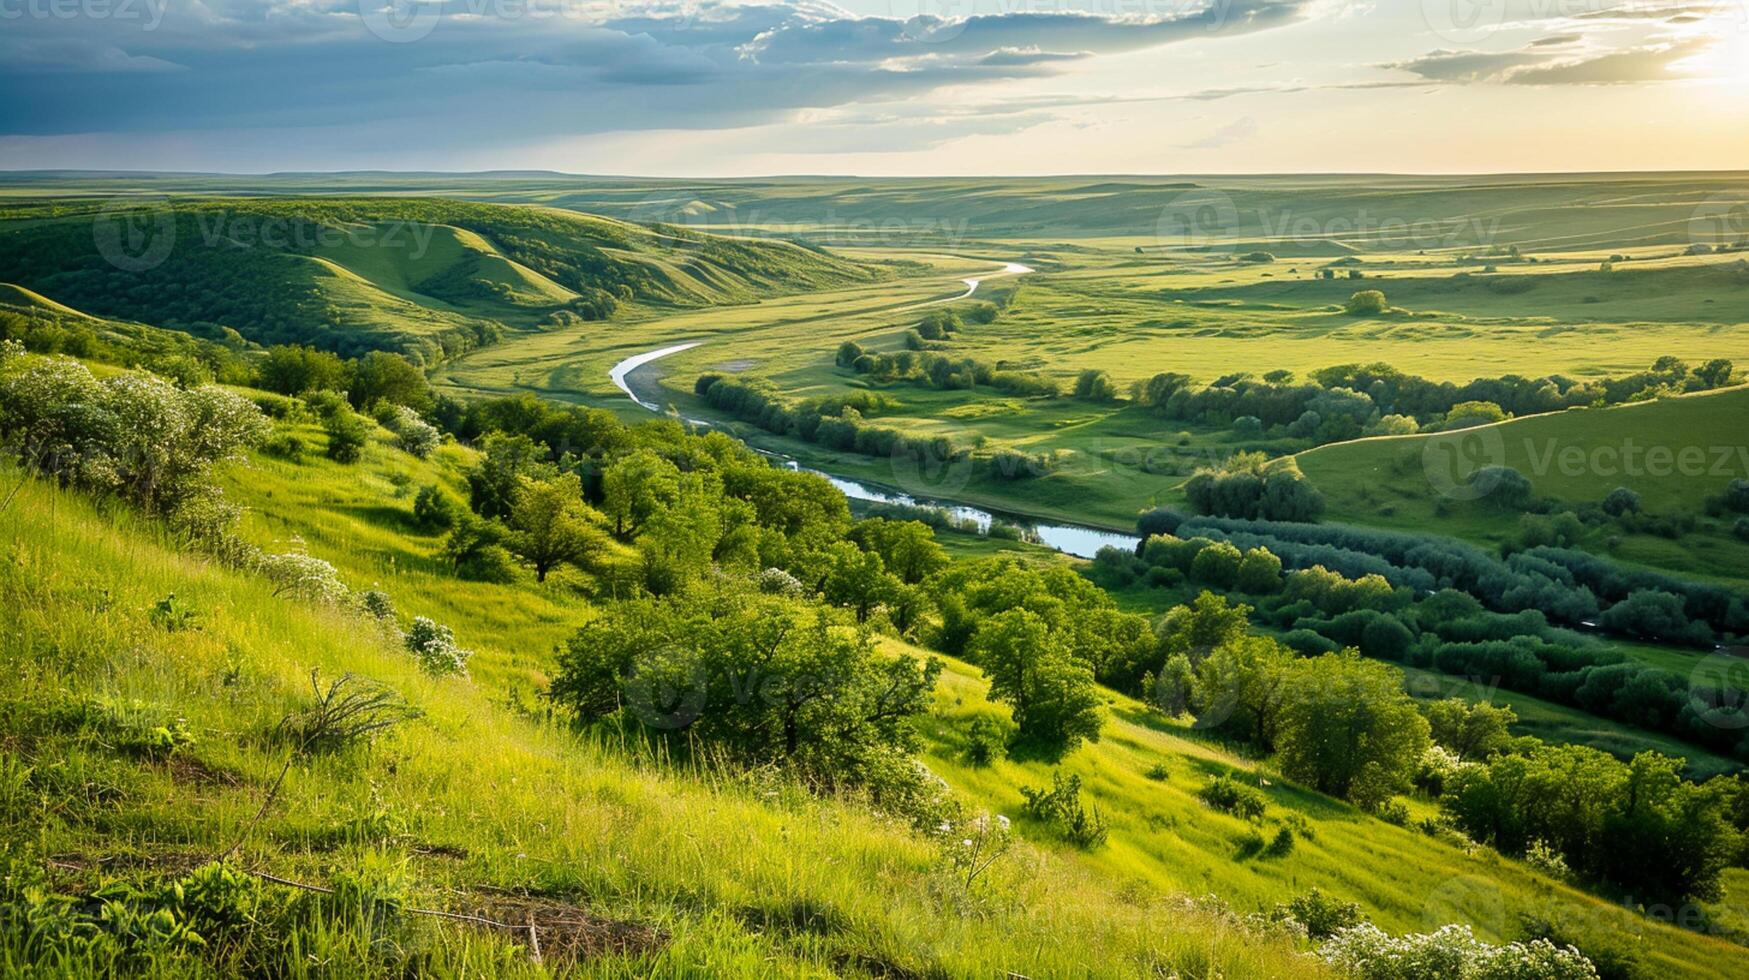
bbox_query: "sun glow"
[1678,15,1749,86]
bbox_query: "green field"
[1297,385,1749,584]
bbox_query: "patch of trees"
[1143,597,1430,810]
[550,587,943,801]
[837,345,1060,399]
[1170,514,1742,640]
[1441,744,1739,904]
[696,374,965,468]
[1182,453,1325,522]
[1118,509,1748,756]
[1128,357,1734,447]
[255,346,437,418]
[0,305,255,386]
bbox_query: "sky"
[1,0,1746,174]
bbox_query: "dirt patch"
[467,896,668,967]
[163,754,245,789]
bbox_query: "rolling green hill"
[1296,385,1749,582]
[0,198,881,364]
[7,171,1745,247]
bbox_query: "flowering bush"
[756,567,804,596]
[404,616,471,676]
[1319,923,1597,980]
[380,405,440,459]
[0,354,267,516]
[256,551,350,605]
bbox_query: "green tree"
[850,518,947,584]
[1072,369,1120,402]
[971,609,1102,751]
[1156,592,1251,665]
[348,351,434,413]
[256,344,348,395]
[1189,540,1243,588]
[821,541,897,623]
[507,473,610,582]
[1192,634,1294,746]
[467,432,556,519]
[1423,697,1517,760]
[601,448,682,539]
[1235,547,1283,594]
[1276,652,1429,801]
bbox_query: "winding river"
[607,261,1142,559]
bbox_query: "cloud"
[740,1,1315,65]
[1386,48,1544,83]
[1506,37,1710,84]
[0,0,1315,158]
[977,48,1092,67]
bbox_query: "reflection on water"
[800,464,1139,560]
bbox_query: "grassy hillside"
[71,410,1746,976]
[0,198,881,365]
[0,458,1320,978]
[1296,385,1749,583]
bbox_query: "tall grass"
[0,466,1322,977]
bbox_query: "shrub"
[1019,771,1107,848]
[323,409,370,463]
[1072,369,1119,402]
[255,551,350,605]
[962,714,1010,767]
[1601,486,1641,517]
[551,590,942,802]
[0,355,268,516]
[1318,924,1597,980]
[1199,774,1266,821]
[262,432,306,460]
[1265,826,1295,856]
[381,404,440,459]
[1344,289,1388,315]
[403,617,472,676]
[357,589,396,621]
[411,483,461,530]
[1274,887,1363,939]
